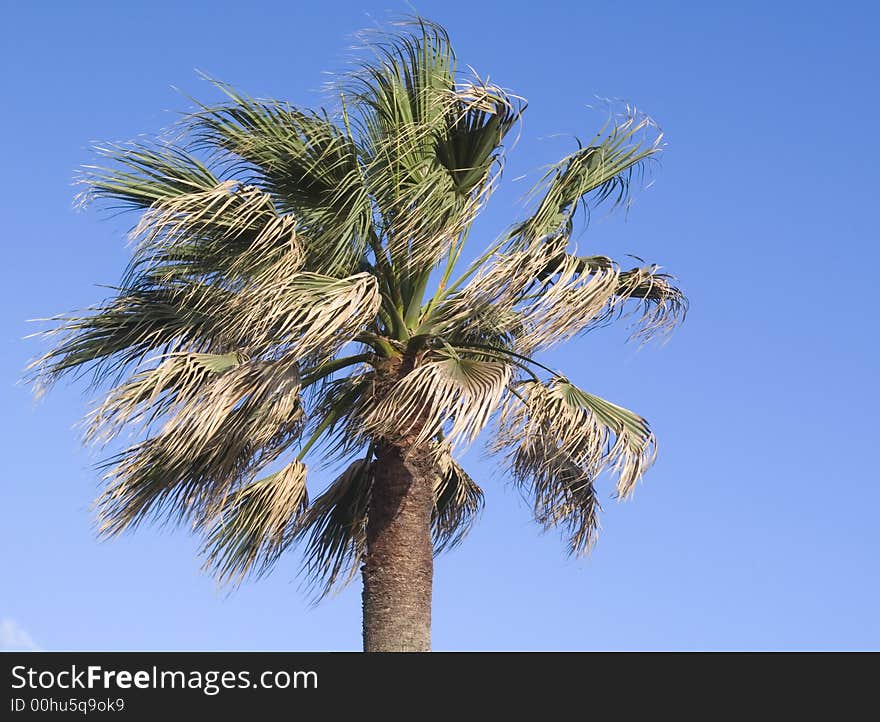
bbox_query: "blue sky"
[2,0,878,651]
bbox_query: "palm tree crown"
[31,18,686,602]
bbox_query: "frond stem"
[422,225,471,320]
[452,345,540,383]
[295,404,344,462]
[452,341,559,379]
[300,353,374,389]
[425,233,509,313]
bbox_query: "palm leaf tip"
[200,459,309,586]
[78,141,221,211]
[495,379,656,554]
[294,457,373,600]
[519,104,663,245]
[616,265,688,343]
[432,450,484,553]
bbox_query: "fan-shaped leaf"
[201,459,309,585]
[365,351,510,449]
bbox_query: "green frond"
[28,281,232,391]
[516,106,663,244]
[435,80,524,196]
[79,141,221,211]
[347,20,521,274]
[350,21,459,270]
[189,78,373,275]
[32,266,380,396]
[349,18,456,162]
[495,378,656,553]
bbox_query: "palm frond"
[79,141,221,210]
[31,267,380,396]
[615,264,688,342]
[516,105,663,244]
[427,248,542,343]
[515,253,620,352]
[294,457,373,599]
[190,78,373,275]
[348,20,520,273]
[28,281,233,391]
[534,253,687,344]
[229,271,382,359]
[365,349,510,450]
[129,179,301,285]
[302,371,375,465]
[200,459,309,585]
[429,237,612,352]
[349,20,459,270]
[95,357,304,536]
[435,79,523,197]
[516,433,603,555]
[432,243,685,353]
[432,448,483,553]
[495,378,656,553]
[445,304,524,351]
[85,350,243,445]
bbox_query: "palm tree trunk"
[361,353,434,652]
[362,440,434,651]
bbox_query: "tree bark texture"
[361,354,434,652]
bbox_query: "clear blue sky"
[2,0,878,651]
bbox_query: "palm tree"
[29,18,685,652]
